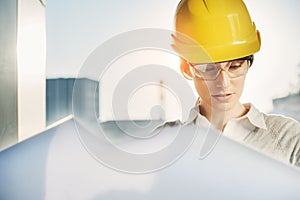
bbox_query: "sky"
[46,0,300,117]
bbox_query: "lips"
[211,93,234,101]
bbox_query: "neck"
[199,102,248,131]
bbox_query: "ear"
[180,58,193,80]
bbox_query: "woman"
[172,0,300,167]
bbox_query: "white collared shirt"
[184,103,267,144]
[157,103,300,166]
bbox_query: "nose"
[216,69,230,88]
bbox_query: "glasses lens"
[189,57,250,80]
[192,64,218,80]
[228,60,248,78]
[189,56,253,80]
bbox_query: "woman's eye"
[229,65,241,70]
[205,68,215,72]
[230,65,241,69]
[195,64,215,73]
[204,65,217,72]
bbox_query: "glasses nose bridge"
[215,62,231,78]
[217,61,231,70]
[215,67,231,87]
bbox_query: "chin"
[211,101,236,112]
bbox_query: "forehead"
[191,57,244,65]
[207,58,245,65]
[192,59,246,68]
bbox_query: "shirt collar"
[243,103,267,130]
[184,103,267,130]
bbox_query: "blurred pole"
[0,0,18,151]
[0,0,46,151]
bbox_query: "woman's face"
[192,61,248,113]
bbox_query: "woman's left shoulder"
[262,113,300,166]
[263,113,300,134]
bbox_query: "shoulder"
[246,113,300,166]
[261,113,300,147]
[262,113,300,134]
[261,113,300,166]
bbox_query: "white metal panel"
[17,0,46,141]
[1,120,300,199]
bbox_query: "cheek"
[193,78,211,98]
[233,77,246,94]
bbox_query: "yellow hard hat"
[173,0,261,63]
